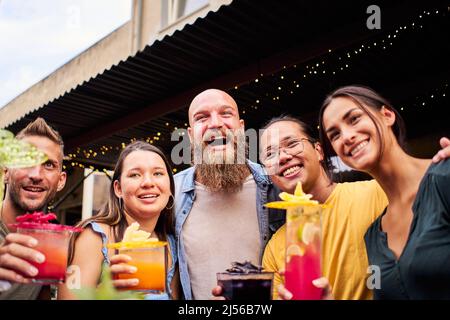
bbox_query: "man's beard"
[7,182,53,213]
[196,162,250,193]
[193,129,250,193]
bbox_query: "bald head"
[188,89,250,191]
[188,89,240,126]
[187,88,245,159]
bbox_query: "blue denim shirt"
[174,161,285,300]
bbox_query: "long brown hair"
[318,85,407,174]
[69,141,175,264]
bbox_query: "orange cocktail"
[117,244,167,292]
[108,222,168,294]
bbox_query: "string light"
[65,8,445,173]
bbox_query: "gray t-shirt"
[182,175,260,299]
[0,220,42,300]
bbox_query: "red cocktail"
[13,212,82,284]
[265,182,325,300]
[285,204,322,299]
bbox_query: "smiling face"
[322,97,395,172]
[260,121,324,194]
[113,150,171,221]
[5,135,66,213]
[188,89,244,165]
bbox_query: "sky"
[0,0,132,108]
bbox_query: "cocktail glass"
[113,241,167,294]
[217,271,273,300]
[285,204,322,300]
[17,224,78,284]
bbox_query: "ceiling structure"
[6,0,449,172]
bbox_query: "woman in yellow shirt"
[211,115,448,300]
[260,115,388,300]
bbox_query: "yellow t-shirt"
[263,180,388,300]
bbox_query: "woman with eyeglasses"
[256,115,388,300]
[249,114,450,301]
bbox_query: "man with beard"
[174,89,284,300]
[0,118,67,299]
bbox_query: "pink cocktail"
[17,227,72,283]
[285,205,322,300]
[13,212,82,284]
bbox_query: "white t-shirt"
[182,175,260,299]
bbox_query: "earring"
[165,194,175,210]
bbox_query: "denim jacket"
[174,160,285,300]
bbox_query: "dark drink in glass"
[217,261,273,300]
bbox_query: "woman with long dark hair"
[58,141,179,299]
[318,85,450,299]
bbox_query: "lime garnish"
[300,222,320,245]
[286,244,305,263]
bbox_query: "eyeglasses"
[261,138,314,166]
